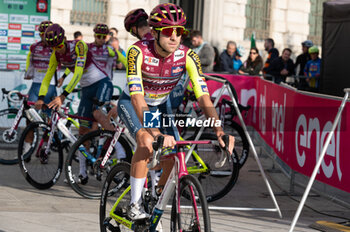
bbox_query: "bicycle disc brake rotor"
[2,129,17,143]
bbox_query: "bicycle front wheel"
[187,133,240,202]
[0,108,28,165]
[18,122,63,189]
[100,162,131,232]
[171,174,211,232]
[65,129,133,199]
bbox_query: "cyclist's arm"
[127,45,161,137]
[186,49,223,135]
[25,50,32,71]
[24,50,34,79]
[108,46,127,67]
[61,40,88,97]
[38,52,58,100]
[116,49,127,67]
[61,68,71,79]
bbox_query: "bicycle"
[0,88,44,165]
[17,102,81,189]
[65,115,133,199]
[100,135,233,231]
[70,110,240,203]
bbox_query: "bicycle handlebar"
[147,135,232,169]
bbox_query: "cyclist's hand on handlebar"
[217,131,235,154]
[159,134,176,149]
[48,95,65,110]
[35,100,44,110]
[107,106,118,119]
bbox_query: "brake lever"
[215,135,230,168]
[147,136,164,169]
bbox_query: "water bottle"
[26,108,44,122]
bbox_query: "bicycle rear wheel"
[0,108,28,165]
[65,129,133,199]
[18,122,63,189]
[171,174,211,232]
[224,120,250,168]
[100,162,131,232]
[187,133,240,202]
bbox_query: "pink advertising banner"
[206,74,350,193]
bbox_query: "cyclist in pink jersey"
[88,24,127,79]
[35,24,114,134]
[25,20,57,104]
[117,3,235,220]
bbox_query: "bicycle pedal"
[115,206,127,218]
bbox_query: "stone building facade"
[51,0,323,61]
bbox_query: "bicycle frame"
[75,116,127,169]
[107,140,212,231]
[7,98,43,139]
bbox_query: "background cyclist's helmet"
[38,20,53,33]
[44,24,65,47]
[124,8,148,32]
[93,23,109,35]
[149,3,186,28]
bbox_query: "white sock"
[79,153,87,177]
[114,142,126,159]
[130,176,146,205]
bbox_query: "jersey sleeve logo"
[201,85,209,93]
[188,50,203,74]
[77,42,85,56]
[129,83,142,92]
[127,47,140,75]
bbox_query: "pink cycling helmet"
[149,3,186,28]
[124,8,148,32]
[44,24,65,47]
[38,20,53,33]
[93,23,109,35]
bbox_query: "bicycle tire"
[0,108,29,165]
[18,121,63,189]
[100,162,131,232]
[187,133,240,202]
[223,120,250,168]
[65,129,133,199]
[170,174,211,232]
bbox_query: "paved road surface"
[0,149,349,232]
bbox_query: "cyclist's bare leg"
[158,159,174,188]
[131,129,153,178]
[79,126,90,135]
[93,109,114,131]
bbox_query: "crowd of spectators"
[187,30,321,92]
[72,28,321,91]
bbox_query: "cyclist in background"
[88,23,126,79]
[26,20,57,104]
[35,24,115,182]
[117,3,235,220]
[124,8,152,40]
[23,20,56,154]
